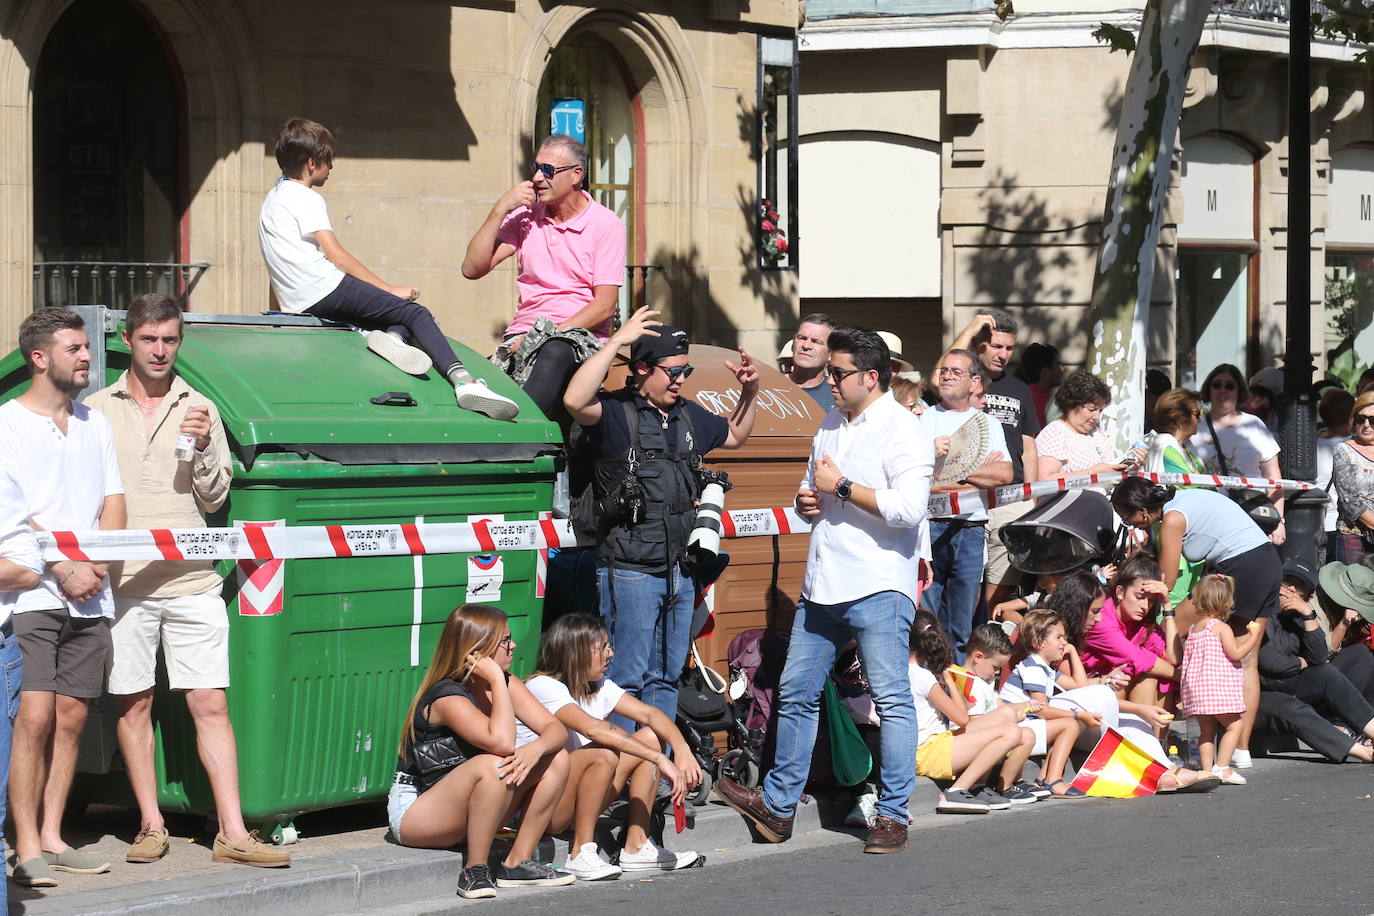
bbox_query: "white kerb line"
[411,515,424,667]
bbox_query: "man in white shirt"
[922,349,1012,663]
[0,308,126,886]
[715,328,934,855]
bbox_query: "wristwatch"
[1299,612,1318,622]
[835,477,853,502]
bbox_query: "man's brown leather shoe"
[713,776,793,843]
[863,815,908,854]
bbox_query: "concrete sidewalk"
[8,780,936,916]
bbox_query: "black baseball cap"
[630,325,690,364]
[1281,556,1318,593]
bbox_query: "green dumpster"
[0,310,561,838]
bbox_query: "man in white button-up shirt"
[715,327,934,855]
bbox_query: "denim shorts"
[387,778,418,842]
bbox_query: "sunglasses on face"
[828,366,864,384]
[531,161,580,179]
[1356,414,1374,427]
[655,364,695,383]
[1210,380,1238,391]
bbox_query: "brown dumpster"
[608,344,822,680]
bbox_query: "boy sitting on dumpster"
[259,117,519,420]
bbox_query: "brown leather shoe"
[863,815,908,854]
[713,776,793,843]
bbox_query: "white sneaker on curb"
[454,379,520,421]
[366,330,432,375]
[843,791,878,828]
[618,839,699,872]
[1231,749,1253,769]
[564,843,621,881]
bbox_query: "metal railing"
[33,261,210,311]
[1212,0,1327,20]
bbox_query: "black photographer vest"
[593,391,702,574]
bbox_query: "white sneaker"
[618,839,700,872]
[366,330,432,375]
[1212,764,1248,785]
[563,843,621,881]
[454,378,520,421]
[1231,749,1253,769]
[843,791,878,828]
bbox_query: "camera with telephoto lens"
[693,465,733,495]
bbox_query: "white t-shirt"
[1189,412,1279,479]
[922,405,1008,522]
[514,674,626,751]
[258,178,346,314]
[967,671,1001,716]
[0,400,123,617]
[908,662,950,749]
[1317,434,1350,532]
[0,462,43,628]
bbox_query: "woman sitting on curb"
[518,613,704,879]
[389,604,574,899]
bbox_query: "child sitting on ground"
[905,612,1037,814]
[1175,574,1263,785]
[999,610,1097,798]
[990,572,1063,630]
[258,117,518,420]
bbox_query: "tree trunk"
[1087,0,1212,452]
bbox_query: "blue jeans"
[1,629,22,911]
[761,591,917,823]
[597,562,696,730]
[921,520,987,664]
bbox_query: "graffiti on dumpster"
[694,387,815,422]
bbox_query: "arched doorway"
[32,0,186,309]
[536,35,639,323]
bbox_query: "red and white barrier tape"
[33,471,1311,563]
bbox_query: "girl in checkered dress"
[1178,575,1264,785]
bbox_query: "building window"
[758,36,798,270]
[1324,252,1374,388]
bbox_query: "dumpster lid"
[107,323,560,465]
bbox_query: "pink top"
[1081,596,1168,680]
[497,191,627,340]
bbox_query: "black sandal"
[1046,778,1087,799]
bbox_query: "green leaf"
[1092,22,1137,54]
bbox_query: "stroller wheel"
[687,767,713,807]
[717,748,761,789]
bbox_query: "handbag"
[411,698,469,793]
[1203,414,1281,533]
[822,677,873,787]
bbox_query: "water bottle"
[1185,717,1201,767]
[175,403,204,463]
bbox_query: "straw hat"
[778,339,794,361]
[876,331,915,373]
[1318,561,1374,622]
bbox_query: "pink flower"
[761,219,775,232]
[775,237,789,251]
[767,210,779,221]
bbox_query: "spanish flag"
[947,665,978,704]
[1069,727,1167,798]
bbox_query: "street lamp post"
[1278,0,1324,565]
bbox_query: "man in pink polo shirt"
[462,134,627,419]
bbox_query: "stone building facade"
[0,0,803,356]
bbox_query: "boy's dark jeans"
[307,274,461,376]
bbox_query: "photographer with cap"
[564,307,758,727]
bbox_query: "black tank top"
[397,678,487,775]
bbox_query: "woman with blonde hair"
[1332,390,1374,563]
[390,604,574,899]
[519,613,703,879]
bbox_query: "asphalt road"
[365,754,1374,916]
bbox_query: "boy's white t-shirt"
[0,400,123,618]
[967,672,1000,716]
[908,662,950,749]
[514,674,626,751]
[258,178,346,314]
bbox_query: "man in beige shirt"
[86,294,287,868]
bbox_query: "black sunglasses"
[531,161,580,179]
[1210,379,1238,391]
[828,366,864,385]
[655,364,695,383]
[1355,414,1374,426]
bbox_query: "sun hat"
[1318,561,1374,622]
[876,331,915,373]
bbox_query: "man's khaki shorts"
[984,499,1036,587]
[109,590,229,694]
[13,609,112,699]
